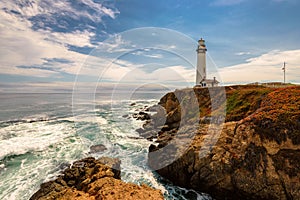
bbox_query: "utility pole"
[282,62,286,84]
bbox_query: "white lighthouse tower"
[196,38,207,85]
[196,38,219,87]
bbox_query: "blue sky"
[0,0,300,92]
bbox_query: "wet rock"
[135,128,144,134]
[58,162,70,171]
[139,130,157,140]
[89,144,107,153]
[122,114,129,118]
[31,157,163,200]
[133,111,150,121]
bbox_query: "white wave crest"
[0,122,75,160]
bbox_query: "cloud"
[1,0,119,23]
[0,82,74,93]
[145,54,164,58]
[131,50,164,59]
[218,49,300,84]
[0,8,87,77]
[41,30,96,47]
[0,80,182,93]
[0,2,198,93]
[80,0,119,19]
[235,52,251,56]
[210,0,246,6]
[78,62,197,90]
[99,64,194,84]
[0,0,120,78]
[98,35,134,53]
[272,0,288,2]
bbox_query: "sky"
[0,0,300,93]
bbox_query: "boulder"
[89,144,107,153]
[133,111,150,121]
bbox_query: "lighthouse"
[196,38,219,87]
[196,38,207,84]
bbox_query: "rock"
[135,128,144,134]
[133,104,167,140]
[137,112,151,120]
[133,111,151,121]
[130,103,136,106]
[58,162,70,171]
[31,157,163,200]
[139,130,157,140]
[89,144,107,153]
[148,86,300,200]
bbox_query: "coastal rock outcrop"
[31,157,163,200]
[147,85,300,200]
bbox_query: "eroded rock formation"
[147,85,300,200]
[31,157,163,200]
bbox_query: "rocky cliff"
[145,85,300,200]
[30,157,163,200]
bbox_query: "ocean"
[0,93,211,200]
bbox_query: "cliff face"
[31,157,163,200]
[147,85,300,200]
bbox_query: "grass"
[159,85,300,144]
[225,86,273,122]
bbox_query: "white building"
[196,38,219,87]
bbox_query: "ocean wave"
[0,94,210,200]
[59,115,108,124]
[0,163,5,171]
[0,122,75,160]
[0,115,54,125]
[0,134,85,200]
[0,113,103,126]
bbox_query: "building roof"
[200,78,219,84]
